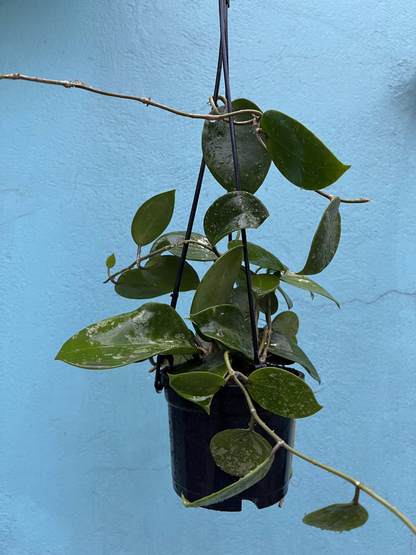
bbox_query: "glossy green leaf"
[237,271,280,299]
[202,98,271,194]
[210,429,273,477]
[168,371,226,414]
[106,253,116,269]
[228,287,251,321]
[303,502,369,532]
[56,302,199,369]
[150,231,216,261]
[261,110,350,190]
[273,311,299,343]
[228,240,285,272]
[204,191,269,246]
[258,292,278,316]
[248,367,323,418]
[170,350,228,377]
[191,246,243,315]
[299,197,341,275]
[182,456,273,508]
[131,190,175,247]
[268,330,320,383]
[277,285,293,310]
[115,269,170,299]
[190,304,253,359]
[280,271,340,308]
[115,257,199,299]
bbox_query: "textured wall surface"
[1,1,416,554]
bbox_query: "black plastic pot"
[162,368,303,512]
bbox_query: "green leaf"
[115,256,199,299]
[55,302,199,369]
[261,110,350,190]
[277,285,293,310]
[191,246,243,315]
[150,231,216,261]
[273,311,299,343]
[299,197,341,275]
[106,253,116,269]
[268,330,321,383]
[248,367,323,418]
[131,190,175,247]
[210,429,273,477]
[228,240,285,272]
[190,304,253,359]
[204,191,269,246]
[228,287,251,321]
[258,292,278,316]
[303,502,369,532]
[202,98,271,194]
[237,271,280,299]
[168,371,226,414]
[280,271,340,308]
[170,350,228,377]
[182,456,273,508]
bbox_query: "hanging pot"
[161,367,303,512]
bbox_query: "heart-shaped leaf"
[280,271,340,308]
[268,330,320,383]
[56,302,199,369]
[190,304,253,359]
[168,371,226,414]
[228,240,286,272]
[204,191,269,246]
[210,429,273,476]
[248,367,323,418]
[131,190,175,247]
[182,456,273,508]
[202,98,271,194]
[106,253,116,269]
[151,231,216,261]
[273,311,299,343]
[261,110,350,190]
[191,246,243,315]
[299,197,341,275]
[303,502,369,532]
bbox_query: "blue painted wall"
[1,1,416,553]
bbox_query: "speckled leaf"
[202,98,271,194]
[228,240,285,272]
[261,110,350,190]
[268,330,320,383]
[303,502,369,532]
[210,429,273,477]
[55,302,199,369]
[150,231,216,261]
[248,367,323,418]
[273,311,299,343]
[190,304,253,359]
[299,197,341,275]
[182,456,273,508]
[131,190,175,246]
[204,192,269,246]
[237,271,280,299]
[259,292,278,316]
[106,253,116,269]
[277,285,293,310]
[168,371,226,414]
[190,246,243,315]
[170,350,228,377]
[280,271,340,308]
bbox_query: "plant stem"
[0,73,262,122]
[223,351,416,536]
[315,189,371,204]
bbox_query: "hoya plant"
[1,0,414,537]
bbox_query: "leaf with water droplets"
[303,502,369,532]
[268,330,320,383]
[150,231,216,261]
[280,271,340,308]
